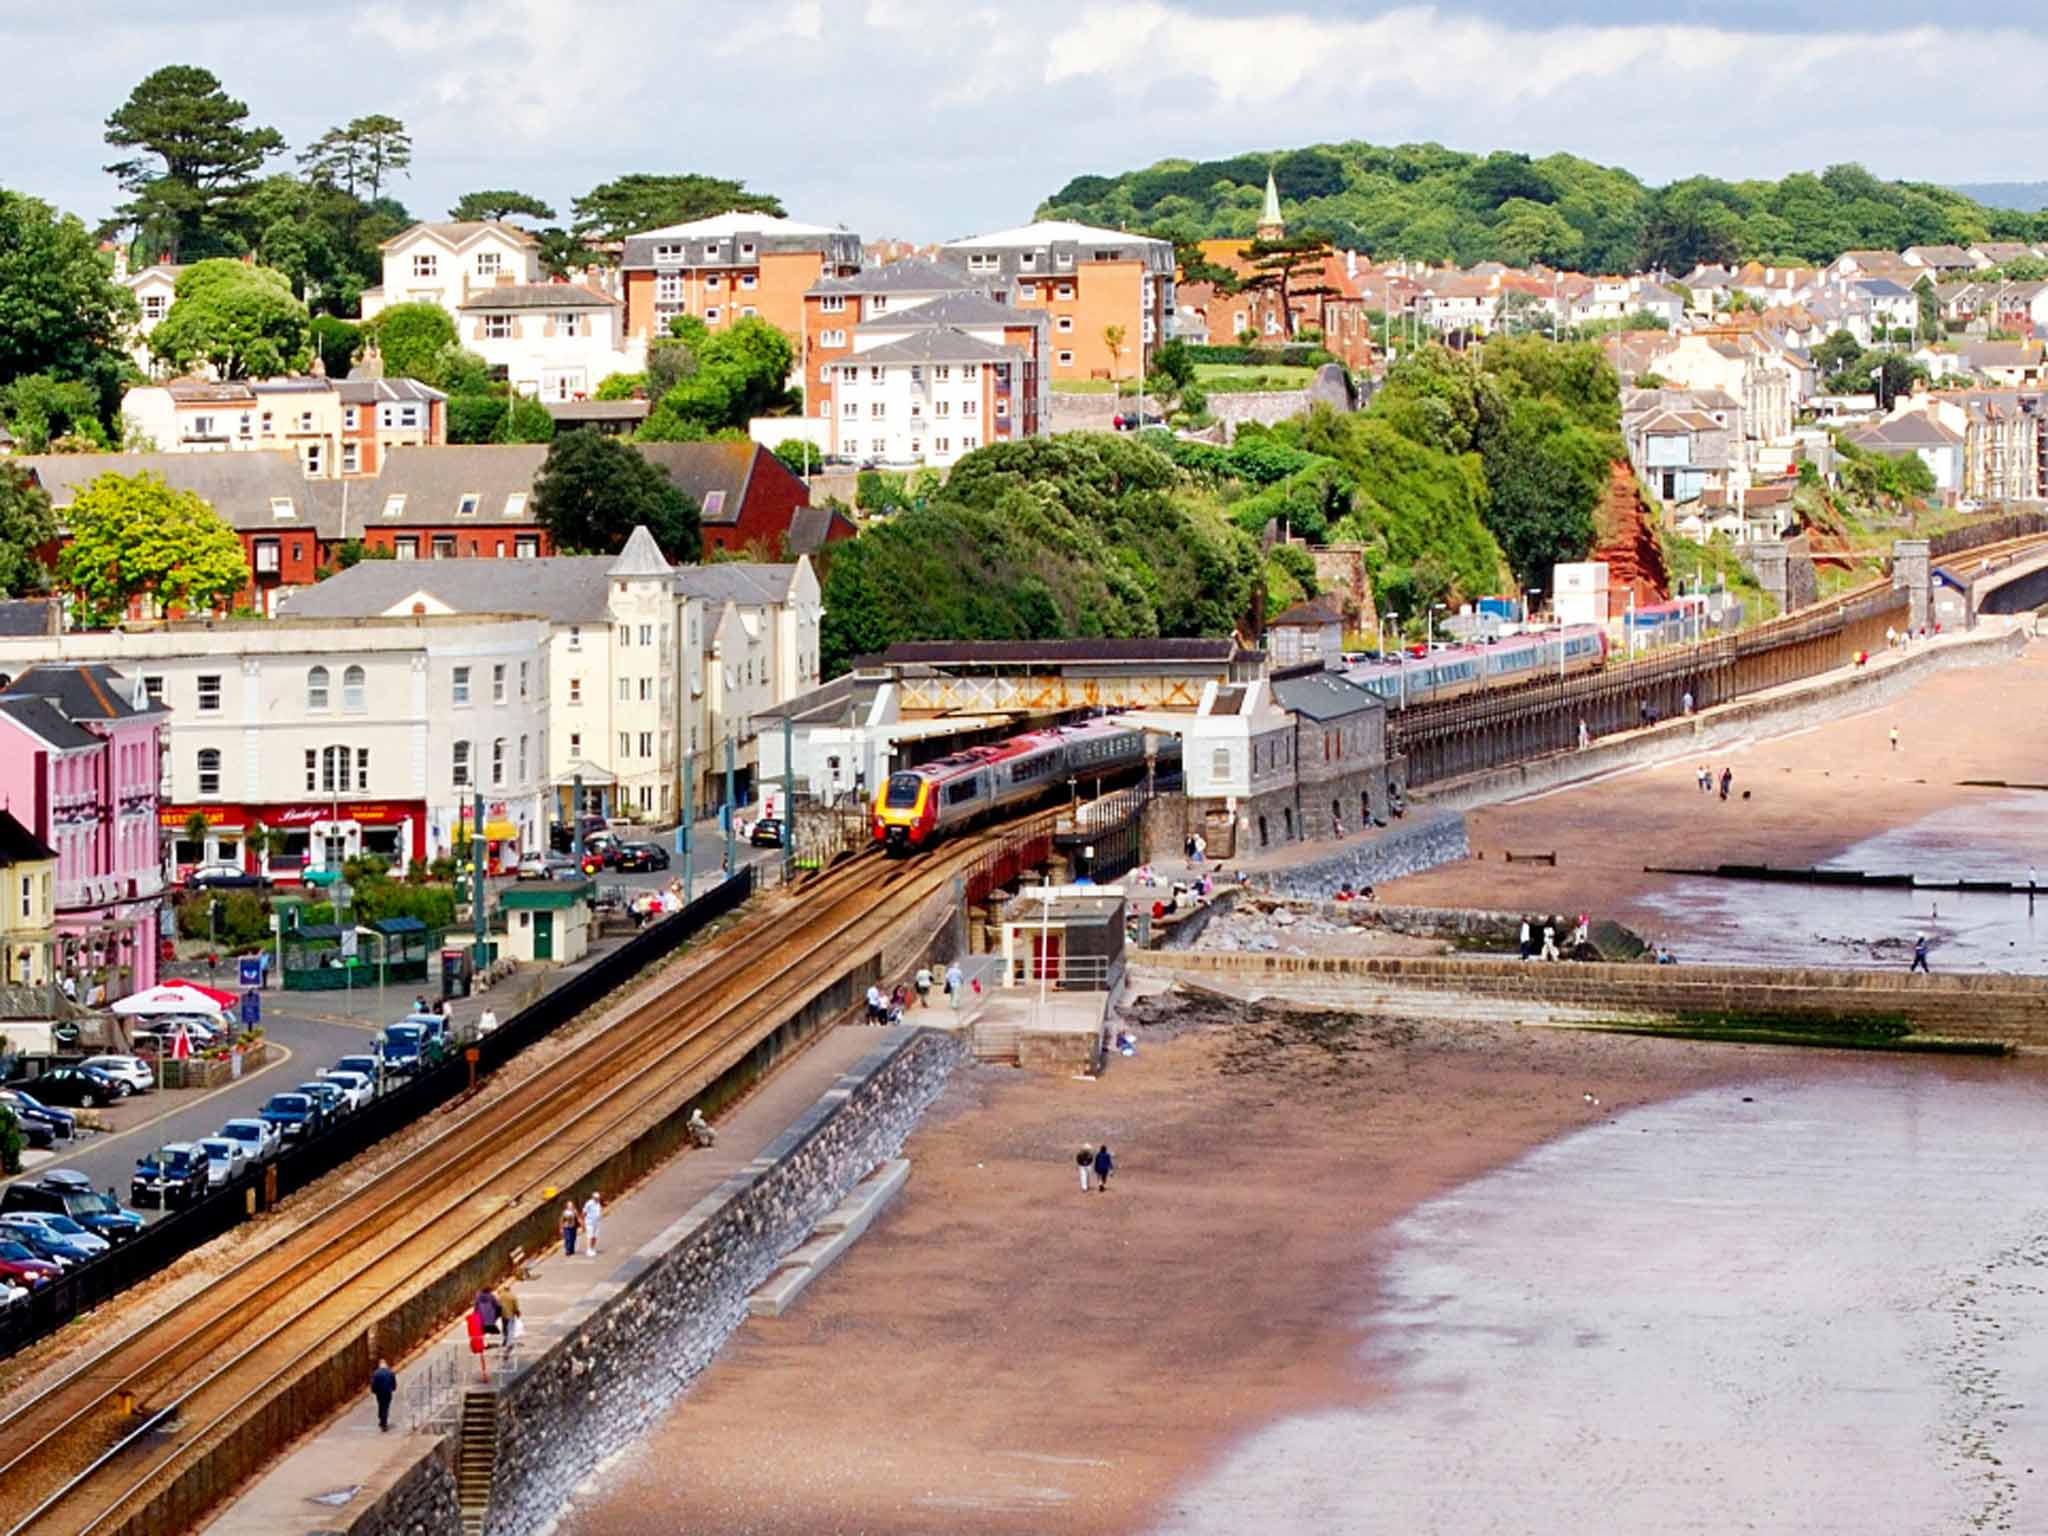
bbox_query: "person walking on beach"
[581,1192,604,1257]
[1518,919,1532,961]
[914,964,933,1007]
[560,1200,580,1258]
[1077,1145,1094,1192]
[1092,1144,1114,1192]
[1719,767,1733,801]
[369,1359,397,1432]
[1911,933,1931,974]
[1889,725,1900,753]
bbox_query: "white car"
[318,1071,375,1114]
[0,1280,27,1309]
[217,1117,282,1163]
[81,1055,155,1094]
[196,1137,249,1186]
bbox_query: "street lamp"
[1524,587,1540,629]
[1427,602,1446,653]
[1381,610,1399,663]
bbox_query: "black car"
[4,1171,144,1243]
[749,817,785,848]
[2,1114,53,1150]
[28,1065,122,1108]
[613,841,670,872]
[130,1143,211,1211]
[549,815,613,854]
[188,866,269,891]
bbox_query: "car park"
[259,1092,318,1143]
[0,1212,110,1262]
[613,841,670,872]
[0,1239,61,1289]
[217,1117,281,1163]
[130,1144,211,1211]
[0,1088,74,1141]
[749,816,785,848]
[318,1071,374,1113]
[81,1055,155,1095]
[26,1066,122,1108]
[4,1170,143,1244]
[196,1137,249,1187]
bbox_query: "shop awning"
[483,820,519,840]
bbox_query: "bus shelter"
[281,917,439,992]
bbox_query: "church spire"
[1258,168,1285,240]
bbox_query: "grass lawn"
[1050,364,1319,397]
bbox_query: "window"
[342,665,366,711]
[341,442,360,474]
[871,402,887,418]
[456,493,480,518]
[704,306,721,324]
[967,253,997,272]
[619,732,631,759]
[142,294,166,320]
[18,875,29,920]
[491,739,506,786]
[702,244,719,259]
[569,732,582,756]
[740,306,756,319]
[568,676,582,704]
[411,253,438,278]
[519,661,529,699]
[740,274,757,290]
[842,400,859,417]
[518,735,528,781]
[1020,251,1037,270]
[504,491,528,518]
[820,295,846,313]
[271,496,296,520]
[740,241,755,258]
[872,438,888,455]
[1019,283,1037,300]
[656,272,683,301]
[934,365,950,381]
[639,624,653,646]
[254,539,281,575]
[452,666,471,706]
[432,535,456,558]
[870,366,883,383]
[1057,350,1074,367]
[560,312,583,337]
[871,296,889,313]
[514,536,539,558]
[143,675,164,706]
[934,437,950,454]
[197,749,221,796]
[819,328,846,347]
[962,400,978,417]
[1057,283,1074,299]
[705,274,722,290]
[654,243,683,263]
[483,315,513,340]
[933,400,950,417]
[1056,315,1074,332]
[962,435,977,449]
[617,625,630,647]
[638,732,653,757]
[618,676,631,702]
[382,493,406,519]
[492,663,506,704]
[452,740,471,787]
[197,674,221,713]
[395,537,418,560]
[476,252,502,277]
[962,364,977,379]
[638,678,652,701]
[1212,747,1231,780]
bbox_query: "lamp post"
[1381,610,1398,663]
[1427,602,1446,653]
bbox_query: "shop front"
[161,800,426,883]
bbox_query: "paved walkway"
[203,1020,902,1535]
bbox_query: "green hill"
[1949,183,2048,214]
[1039,144,2038,274]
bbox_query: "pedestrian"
[1077,1145,1094,1192]
[370,1358,397,1431]
[475,1284,501,1337]
[499,1283,522,1355]
[1577,718,1589,751]
[1192,833,1207,864]
[1696,764,1709,793]
[914,965,933,1007]
[1719,767,1733,801]
[1333,812,1345,840]
[1889,725,1900,752]
[560,1200,580,1258]
[1911,933,1930,974]
[1092,1143,1114,1192]
[1518,918,1532,961]
[865,983,884,1023]
[1184,834,1195,861]
[414,994,428,1015]
[945,960,963,1007]
[1540,923,1559,961]
[1682,689,1693,716]
[581,1191,604,1256]
[466,1308,489,1381]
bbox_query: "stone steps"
[455,1388,498,1536]
[747,1158,910,1319]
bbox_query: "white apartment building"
[117,261,184,375]
[0,616,551,877]
[676,561,824,804]
[360,221,546,319]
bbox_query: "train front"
[873,769,936,852]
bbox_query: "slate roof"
[1848,416,1963,449]
[857,293,1043,331]
[870,639,1243,666]
[0,598,60,638]
[0,808,55,867]
[456,284,615,311]
[381,220,538,251]
[2,663,157,721]
[848,330,1019,365]
[634,441,761,527]
[279,555,620,623]
[1267,597,1343,628]
[1269,668,1385,721]
[335,378,447,405]
[0,695,98,751]
[785,504,857,555]
[810,260,984,298]
[673,563,798,605]
[943,220,1171,252]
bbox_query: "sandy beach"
[556,997,1776,1536]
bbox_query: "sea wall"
[1248,811,1471,901]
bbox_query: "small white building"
[360,221,547,320]
[1551,562,1611,627]
[455,283,643,402]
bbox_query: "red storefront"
[162,799,426,883]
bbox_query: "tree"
[0,190,138,423]
[299,115,412,202]
[449,190,557,224]
[570,173,784,243]
[639,316,795,437]
[149,259,311,378]
[1103,323,1127,378]
[0,463,57,596]
[364,302,457,380]
[309,315,361,378]
[57,471,247,623]
[103,66,284,261]
[1233,233,1338,341]
[773,439,820,477]
[530,433,700,562]
[3,374,111,453]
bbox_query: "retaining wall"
[1136,950,2048,1046]
[1046,389,1313,438]
[1247,811,1471,901]
[1419,623,2028,815]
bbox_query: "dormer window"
[382,494,406,519]
[654,243,683,263]
[456,493,480,518]
[703,243,719,260]
[740,241,756,259]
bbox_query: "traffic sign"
[238,956,263,988]
[241,990,261,1026]
[340,929,359,960]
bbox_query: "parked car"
[749,817,785,848]
[0,1239,61,1289]
[258,1092,319,1143]
[295,1081,348,1121]
[613,841,671,872]
[4,1170,143,1244]
[317,1070,374,1113]
[515,851,553,881]
[333,1054,388,1093]
[0,1280,28,1310]
[187,862,268,891]
[550,815,613,854]
[6,1115,53,1150]
[0,1088,74,1141]
[380,1016,447,1075]
[81,1055,155,1095]
[196,1137,249,1187]
[0,1221,78,1270]
[27,1065,123,1108]
[0,1212,110,1262]
[217,1116,282,1163]
[131,1144,211,1210]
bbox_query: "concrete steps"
[972,1019,1022,1064]
[747,1159,909,1319]
[455,1388,498,1536]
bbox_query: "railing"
[0,869,754,1361]
[1006,953,1116,991]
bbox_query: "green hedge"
[1182,343,1335,368]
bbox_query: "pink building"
[0,665,168,1002]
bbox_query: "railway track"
[0,826,1029,1536]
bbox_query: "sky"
[5,1,2048,242]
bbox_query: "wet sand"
[555,1000,1779,1536]
[1385,641,2048,952]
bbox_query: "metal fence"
[0,869,754,1361]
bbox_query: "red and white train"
[872,718,1170,852]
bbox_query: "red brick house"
[637,441,851,557]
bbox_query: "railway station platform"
[201,1021,915,1536]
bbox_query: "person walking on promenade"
[1518,919,1532,961]
[1577,718,1589,751]
[1093,1144,1114,1192]
[474,1285,501,1339]
[1719,767,1733,801]
[865,984,884,1023]
[945,961,963,1008]
[1077,1145,1094,1192]
[1192,833,1207,864]
[466,1307,490,1381]
[1911,933,1931,974]
[560,1200,580,1258]
[581,1191,604,1257]
[914,965,933,1007]
[1333,811,1345,840]
[369,1359,397,1432]
[1540,923,1559,962]
[1889,725,1900,752]
[499,1283,522,1356]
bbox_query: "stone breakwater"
[1248,811,1471,902]
[346,1027,967,1536]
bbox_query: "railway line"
[0,825,1030,1536]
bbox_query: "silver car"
[216,1117,282,1163]
[317,1071,375,1114]
[196,1137,249,1186]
